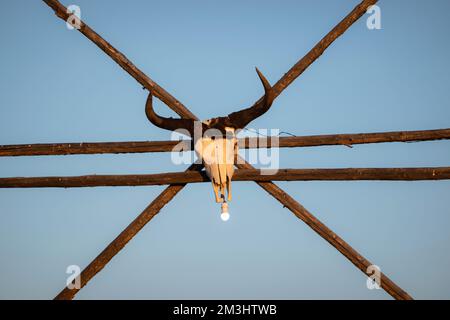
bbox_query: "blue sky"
[0,0,449,299]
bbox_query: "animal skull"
[144,68,274,204]
[194,126,237,203]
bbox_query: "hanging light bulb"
[220,202,230,222]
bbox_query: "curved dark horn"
[227,67,274,129]
[145,93,195,135]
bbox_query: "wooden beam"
[2,167,449,188]
[42,0,379,123]
[272,0,379,98]
[2,128,449,157]
[238,0,410,298]
[42,0,198,121]
[43,0,413,300]
[240,0,405,299]
[235,157,413,300]
[40,0,198,299]
[245,0,407,299]
[246,0,379,113]
[54,164,202,300]
[0,140,185,157]
[261,128,450,148]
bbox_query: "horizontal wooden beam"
[1,128,449,157]
[1,167,449,188]
[0,140,184,157]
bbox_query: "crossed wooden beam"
[3,0,449,300]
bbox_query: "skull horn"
[145,93,195,136]
[227,67,274,129]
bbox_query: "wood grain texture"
[1,167,449,188]
[2,128,449,157]
[244,0,380,115]
[0,140,185,157]
[234,1,412,301]
[54,164,201,300]
[42,0,198,121]
[236,157,413,300]
[42,0,414,300]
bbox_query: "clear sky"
[0,0,449,299]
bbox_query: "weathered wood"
[42,0,378,123]
[2,167,449,188]
[42,0,198,121]
[43,0,413,300]
[54,164,202,300]
[247,0,379,113]
[241,0,409,299]
[0,140,185,157]
[241,0,408,299]
[246,0,412,300]
[259,128,450,148]
[235,157,412,300]
[2,128,449,157]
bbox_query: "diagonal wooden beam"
[2,167,450,188]
[54,164,201,300]
[236,157,412,300]
[244,0,379,114]
[272,0,378,98]
[2,128,450,157]
[42,0,198,120]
